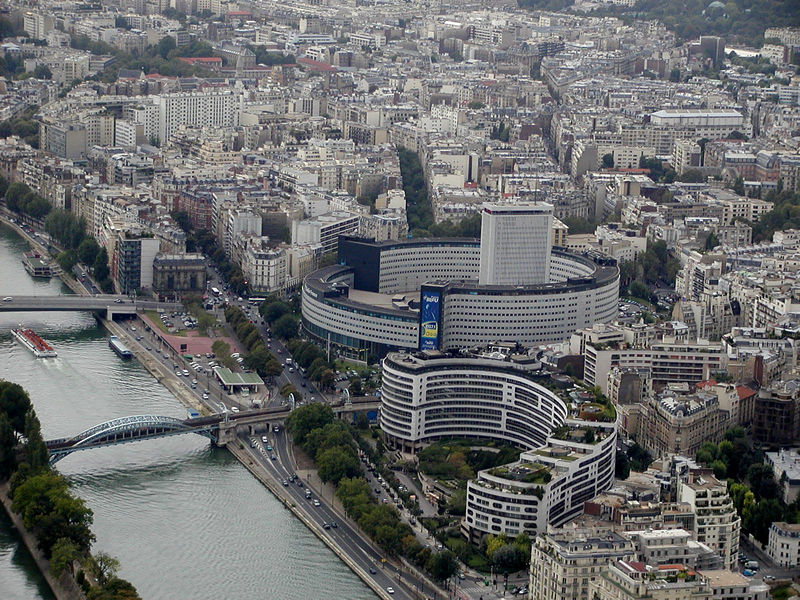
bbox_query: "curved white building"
[302,236,619,360]
[380,348,617,539]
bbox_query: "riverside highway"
[244,427,438,600]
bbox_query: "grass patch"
[772,584,793,600]
[145,311,171,333]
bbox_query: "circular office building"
[380,346,618,538]
[301,203,619,360]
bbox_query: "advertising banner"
[419,289,441,350]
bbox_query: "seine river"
[0,223,376,600]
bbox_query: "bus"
[249,297,266,305]
[211,287,221,296]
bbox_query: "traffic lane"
[267,435,412,596]
[270,435,436,600]
[245,436,413,600]
[123,321,239,414]
[135,319,248,411]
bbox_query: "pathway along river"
[0,223,377,600]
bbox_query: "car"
[202,394,209,400]
[130,326,136,331]
[114,298,123,303]
[182,370,190,377]
[231,406,240,413]
[764,575,776,582]
[369,567,377,575]
[270,454,277,460]
[261,435,268,443]
[146,346,151,351]
[386,587,395,595]
[192,379,198,385]
[282,480,288,486]
[323,522,330,529]
[266,445,273,451]
[330,521,338,528]
[313,499,320,506]
[297,480,304,487]
[743,570,756,577]
[231,352,240,358]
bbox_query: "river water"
[0,223,377,600]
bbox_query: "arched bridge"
[45,414,220,464]
[44,402,382,464]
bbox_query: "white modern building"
[302,236,619,359]
[379,348,617,539]
[156,90,241,144]
[292,211,360,256]
[478,202,553,286]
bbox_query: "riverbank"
[0,485,85,600]
[0,212,86,297]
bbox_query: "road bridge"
[45,407,292,464]
[0,295,183,319]
[44,401,382,464]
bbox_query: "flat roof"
[214,367,264,386]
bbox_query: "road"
[0,294,181,314]
[243,428,437,600]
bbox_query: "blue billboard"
[419,288,442,350]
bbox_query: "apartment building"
[767,522,800,567]
[677,470,740,570]
[530,529,636,600]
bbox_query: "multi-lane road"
[243,428,437,600]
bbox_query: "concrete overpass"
[0,294,183,318]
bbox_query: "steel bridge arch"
[47,415,218,464]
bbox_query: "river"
[0,222,377,600]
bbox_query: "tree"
[0,380,33,433]
[285,403,334,445]
[93,248,110,282]
[50,537,80,577]
[601,153,614,169]
[86,552,120,587]
[23,410,49,472]
[679,169,705,183]
[88,577,141,600]
[170,210,192,233]
[77,237,101,265]
[272,314,298,340]
[426,550,459,581]
[732,176,745,196]
[0,413,18,480]
[615,453,630,480]
[492,543,528,574]
[33,64,52,79]
[705,232,720,251]
[316,446,360,485]
[155,35,177,60]
[349,376,363,396]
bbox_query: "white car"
[386,587,395,595]
[2,297,12,302]
[231,406,240,413]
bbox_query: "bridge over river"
[0,294,182,318]
[44,399,381,464]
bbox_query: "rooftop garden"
[487,463,552,485]
[417,439,522,484]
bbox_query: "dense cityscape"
[0,0,799,599]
